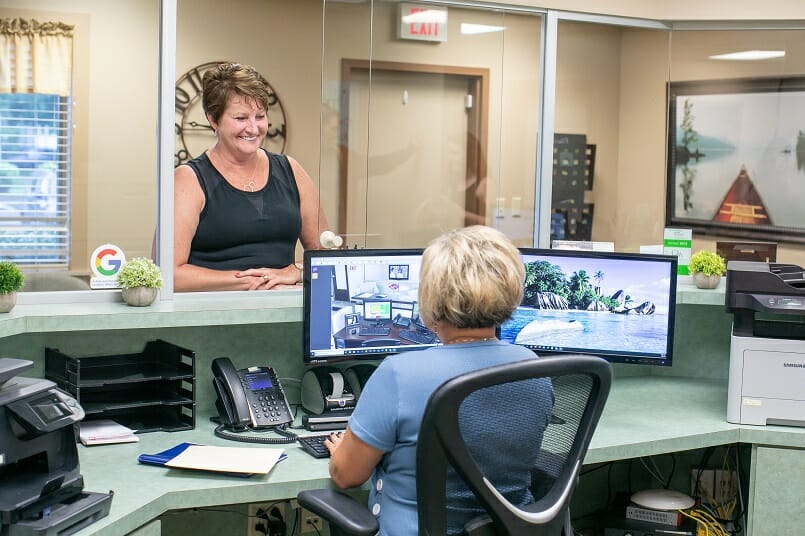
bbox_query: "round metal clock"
[174,61,287,167]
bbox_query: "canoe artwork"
[712,165,772,226]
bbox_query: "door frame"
[338,59,490,234]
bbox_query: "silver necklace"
[240,155,260,192]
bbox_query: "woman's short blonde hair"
[202,62,271,124]
[418,225,524,329]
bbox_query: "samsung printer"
[0,358,112,536]
[726,261,805,426]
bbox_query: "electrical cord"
[679,507,729,536]
[213,422,299,444]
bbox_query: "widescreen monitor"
[303,249,439,364]
[500,249,678,366]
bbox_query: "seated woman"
[324,225,554,535]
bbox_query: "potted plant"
[117,257,163,306]
[688,250,726,289]
[0,261,24,313]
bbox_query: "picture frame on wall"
[665,76,805,243]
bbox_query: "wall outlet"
[301,508,323,534]
[248,502,287,536]
[690,468,737,507]
[691,468,717,504]
[495,197,505,218]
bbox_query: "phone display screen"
[245,372,273,390]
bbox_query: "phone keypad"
[252,394,287,422]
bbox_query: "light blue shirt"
[348,340,554,535]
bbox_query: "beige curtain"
[0,18,74,96]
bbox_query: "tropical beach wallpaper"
[500,253,675,360]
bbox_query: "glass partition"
[553,19,671,252]
[0,0,159,292]
[321,0,543,250]
[3,3,801,300]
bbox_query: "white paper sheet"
[164,445,285,474]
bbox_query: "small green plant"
[117,257,163,289]
[689,250,726,276]
[0,261,24,294]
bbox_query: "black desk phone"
[211,357,296,444]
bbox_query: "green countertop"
[75,415,332,536]
[73,373,805,535]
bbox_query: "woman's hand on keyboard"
[324,431,343,455]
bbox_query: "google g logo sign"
[91,244,126,278]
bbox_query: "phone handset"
[211,357,252,431]
[211,357,296,444]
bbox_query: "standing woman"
[174,62,329,292]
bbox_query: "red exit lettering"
[408,8,440,36]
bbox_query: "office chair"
[297,354,612,536]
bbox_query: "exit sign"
[398,3,447,43]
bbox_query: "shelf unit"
[45,339,196,433]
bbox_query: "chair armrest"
[297,489,379,536]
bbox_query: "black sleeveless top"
[186,149,302,270]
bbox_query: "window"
[0,17,73,269]
[0,92,70,266]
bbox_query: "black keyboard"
[399,329,435,344]
[359,325,391,336]
[298,435,331,458]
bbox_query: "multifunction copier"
[726,261,805,426]
[0,358,112,536]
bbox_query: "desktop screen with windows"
[500,249,678,366]
[303,249,439,364]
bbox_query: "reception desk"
[2,281,803,536]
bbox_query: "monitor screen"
[363,299,392,321]
[389,264,410,280]
[500,249,677,366]
[303,249,439,364]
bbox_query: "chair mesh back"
[530,374,593,503]
[416,355,611,536]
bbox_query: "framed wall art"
[666,76,805,243]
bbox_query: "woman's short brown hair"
[202,62,270,124]
[418,225,524,329]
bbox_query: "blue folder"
[137,442,197,467]
[138,443,287,477]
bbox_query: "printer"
[0,358,112,536]
[726,261,805,426]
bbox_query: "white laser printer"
[726,261,805,426]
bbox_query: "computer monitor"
[500,249,677,366]
[363,299,392,322]
[303,248,439,365]
[389,264,409,280]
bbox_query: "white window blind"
[0,35,71,268]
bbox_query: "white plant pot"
[0,291,17,313]
[121,286,158,307]
[692,272,721,289]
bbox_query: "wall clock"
[174,61,287,167]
